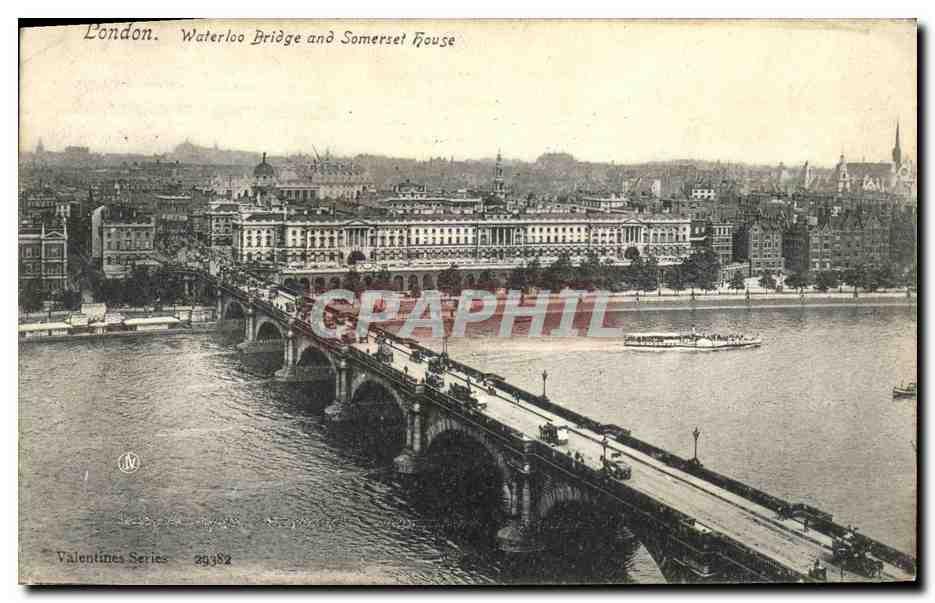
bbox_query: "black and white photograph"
[15,17,918,586]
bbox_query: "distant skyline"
[20,19,917,169]
[22,132,912,171]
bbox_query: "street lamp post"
[541,369,548,399]
[692,426,701,463]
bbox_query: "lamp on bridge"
[541,369,548,400]
[692,426,701,465]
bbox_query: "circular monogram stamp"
[118,451,141,474]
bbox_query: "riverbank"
[369,289,916,322]
[17,321,221,345]
[597,291,916,313]
[18,304,216,324]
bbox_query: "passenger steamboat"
[892,382,917,399]
[623,331,762,351]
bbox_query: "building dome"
[254,152,275,178]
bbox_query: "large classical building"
[222,151,692,290]
[18,218,68,294]
[230,205,693,289]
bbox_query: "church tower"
[493,149,506,199]
[892,121,902,169]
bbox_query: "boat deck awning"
[624,332,684,338]
[123,316,181,326]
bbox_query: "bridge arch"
[535,480,667,583]
[296,342,337,374]
[222,298,246,319]
[348,372,407,417]
[423,417,513,494]
[345,373,408,458]
[536,482,598,521]
[421,415,516,520]
[255,317,284,341]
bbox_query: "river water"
[19,303,916,584]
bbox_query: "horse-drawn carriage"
[449,382,485,410]
[831,530,884,578]
[373,339,394,365]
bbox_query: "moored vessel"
[623,331,762,351]
[892,382,917,398]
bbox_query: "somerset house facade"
[230,209,692,291]
[223,151,693,291]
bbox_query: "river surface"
[19,304,916,584]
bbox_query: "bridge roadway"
[348,335,912,583]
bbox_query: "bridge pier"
[394,397,424,474]
[323,354,354,424]
[496,437,544,554]
[273,326,297,381]
[236,339,283,353]
[244,304,255,342]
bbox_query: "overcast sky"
[19,19,916,167]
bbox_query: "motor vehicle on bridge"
[425,372,444,389]
[602,457,632,481]
[539,422,569,446]
[427,355,449,374]
[448,382,485,410]
[807,558,828,581]
[374,340,394,365]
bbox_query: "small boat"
[893,382,917,398]
[623,331,762,351]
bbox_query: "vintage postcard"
[18,19,917,585]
